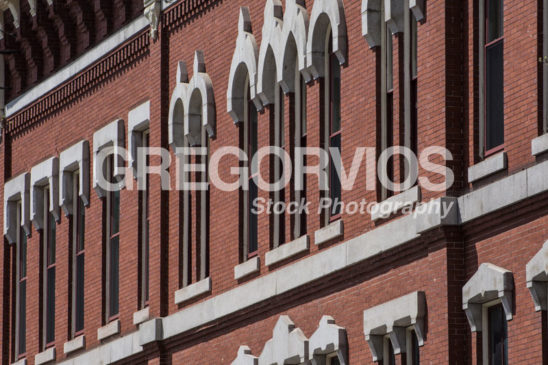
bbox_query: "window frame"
[383,335,396,365]
[14,201,27,361]
[292,62,307,240]
[105,155,120,323]
[406,327,421,365]
[482,0,505,157]
[481,299,509,365]
[71,171,85,338]
[139,130,150,309]
[243,76,259,260]
[42,186,56,350]
[324,25,342,225]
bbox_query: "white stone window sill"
[532,134,548,156]
[314,220,344,246]
[35,347,56,365]
[174,277,212,305]
[64,335,85,354]
[97,319,121,341]
[12,358,27,365]
[468,152,507,183]
[370,186,421,221]
[265,235,309,266]
[234,256,260,280]
[133,307,150,326]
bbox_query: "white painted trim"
[63,335,85,355]
[4,172,30,243]
[97,319,121,341]
[468,152,507,183]
[59,140,90,216]
[30,157,60,229]
[5,16,149,117]
[234,256,260,280]
[128,101,151,177]
[174,277,212,305]
[265,235,310,266]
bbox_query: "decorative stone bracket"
[144,0,161,40]
[527,241,548,311]
[462,263,514,332]
[363,291,426,362]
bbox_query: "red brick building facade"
[0,0,547,364]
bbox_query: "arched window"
[228,7,260,261]
[169,52,214,296]
[307,0,347,227]
[280,0,309,240]
[242,76,259,258]
[257,0,286,248]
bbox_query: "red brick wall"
[0,0,544,364]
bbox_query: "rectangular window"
[72,172,85,336]
[328,36,342,221]
[139,130,150,308]
[105,155,120,321]
[484,0,504,153]
[410,16,418,156]
[42,188,56,348]
[15,202,27,359]
[488,303,508,365]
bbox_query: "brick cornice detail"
[6,31,150,137]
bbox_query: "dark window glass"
[329,355,341,365]
[329,133,342,216]
[20,229,27,279]
[487,0,503,42]
[486,40,504,151]
[18,280,26,355]
[248,178,258,254]
[74,174,85,335]
[109,235,120,317]
[488,304,508,365]
[111,190,120,235]
[18,224,27,356]
[388,340,396,365]
[75,252,85,332]
[329,39,342,219]
[46,266,55,344]
[141,131,150,307]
